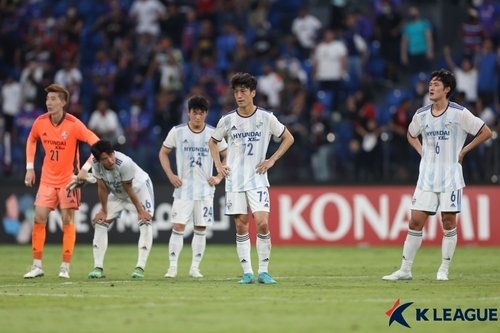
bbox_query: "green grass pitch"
[0,244,498,333]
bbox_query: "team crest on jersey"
[61,131,69,140]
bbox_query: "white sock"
[256,233,271,274]
[191,230,206,269]
[60,262,70,269]
[236,233,252,274]
[440,228,457,271]
[93,223,109,269]
[401,229,423,272]
[33,259,42,268]
[136,222,153,269]
[168,230,184,268]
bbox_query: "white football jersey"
[163,124,227,200]
[211,107,286,192]
[408,102,485,192]
[92,151,151,200]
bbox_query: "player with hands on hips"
[209,72,294,284]
[382,69,492,282]
[86,140,154,279]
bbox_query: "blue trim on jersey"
[256,106,273,114]
[115,158,123,166]
[416,104,432,114]
[449,102,465,110]
[146,178,155,207]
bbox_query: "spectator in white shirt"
[129,0,166,38]
[312,29,348,111]
[257,63,284,110]
[88,99,124,147]
[1,74,22,175]
[54,59,82,105]
[291,6,322,60]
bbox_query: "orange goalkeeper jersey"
[26,112,100,187]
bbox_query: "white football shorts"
[411,188,462,214]
[225,187,270,215]
[171,198,214,226]
[105,183,155,221]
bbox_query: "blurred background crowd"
[0,0,499,184]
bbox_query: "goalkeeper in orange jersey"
[23,83,99,279]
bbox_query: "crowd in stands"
[0,0,499,184]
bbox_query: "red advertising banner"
[1,184,498,246]
[268,186,500,246]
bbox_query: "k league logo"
[386,299,499,328]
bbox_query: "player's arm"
[406,131,422,156]
[93,178,109,224]
[76,155,94,182]
[74,121,99,179]
[209,138,229,177]
[159,145,182,188]
[24,123,39,187]
[122,180,152,223]
[257,128,294,175]
[459,124,492,163]
[78,120,100,146]
[208,148,227,186]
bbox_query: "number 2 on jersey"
[50,149,59,161]
[244,142,254,156]
[190,156,202,167]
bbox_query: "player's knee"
[408,220,424,231]
[172,223,186,232]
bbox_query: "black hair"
[90,140,114,160]
[230,72,257,91]
[429,69,456,99]
[187,95,209,112]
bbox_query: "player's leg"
[189,199,211,278]
[59,208,76,278]
[248,187,275,284]
[88,220,111,279]
[165,198,192,278]
[227,192,254,284]
[58,187,82,278]
[189,227,206,278]
[24,185,58,278]
[437,212,457,281]
[437,190,461,281]
[383,189,436,281]
[88,196,121,279]
[254,211,276,284]
[131,182,154,278]
[131,220,153,279]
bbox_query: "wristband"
[26,163,34,170]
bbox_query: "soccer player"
[23,83,100,279]
[382,69,492,281]
[208,72,294,284]
[85,140,154,279]
[159,95,227,278]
